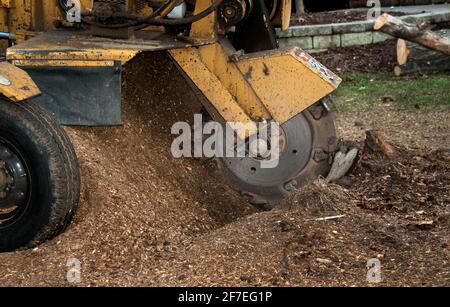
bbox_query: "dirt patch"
[335,105,450,150]
[315,40,398,74]
[292,11,408,26]
[0,52,448,286]
[141,139,449,287]
[149,167,449,287]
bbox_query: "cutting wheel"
[220,99,337,209]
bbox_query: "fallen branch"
[374,14,450,56]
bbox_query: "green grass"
[332,73,450,112]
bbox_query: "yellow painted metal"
[0,61,40,102]
[197,42,271,120]
[169,47,257,139]
[271,0,292,31]
[6,31,168,66]
[11,59,117,67]
[0,0,340,129]
[172,43,341,128]
[6,23,200,67]
[1,1,56,42]
[0,1,93,42]
[235,48,341,124]
[9,47,140,66]
[189,0,217,42]
[199,42,340,124]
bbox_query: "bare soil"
[315,40,398,74]
[0,52,448,286]
[292,11,408,26]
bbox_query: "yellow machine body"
[0,0,343,250]
[169,43,340,138]
[0,0,341,136]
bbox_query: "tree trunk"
[374,14,450,56]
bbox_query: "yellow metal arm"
[170,42,341,137]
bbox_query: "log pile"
[374,14,450,75]
[395,30,450,76]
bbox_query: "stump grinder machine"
[0,0,341,251]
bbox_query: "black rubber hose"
[58,0,141,28]
[82,0,175,29]
[113,0,223,26]
[58,0,140,28]
[58,0,222,29]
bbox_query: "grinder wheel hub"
[0,138,30,227]
[223,112,313,188]
[219,102,336,208]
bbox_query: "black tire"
[0,99,80,252]
[220,98,337,210]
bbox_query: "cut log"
[395,29,450,76]
[395,54,450,76]
[397,39,410,65]
[397,29,450,65]
[374,14,450,56]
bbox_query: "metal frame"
[0,0,341,132]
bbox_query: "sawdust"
[0,52,448,286]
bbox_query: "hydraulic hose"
[58,0,222,29]
[81,0,177,29]
[111,0,223,26]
